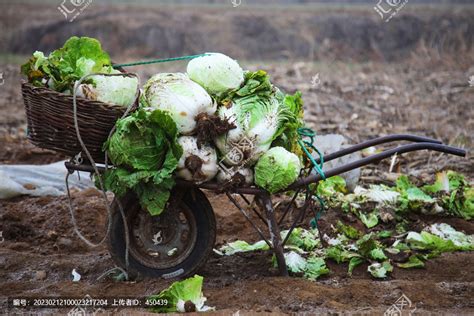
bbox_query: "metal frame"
[65,134,467,276]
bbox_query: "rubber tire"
[108,188,216,279]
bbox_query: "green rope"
[297,127,327,229]
[297,127,326,180]
[112,53,210,68]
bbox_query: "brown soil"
[1,190,473,315]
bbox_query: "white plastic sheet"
[313,134,361,192]
[0,161,94,199]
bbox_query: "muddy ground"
[1,2,474,316]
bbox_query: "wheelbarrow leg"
[258,193,289,277]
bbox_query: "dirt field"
[1,2,474,315]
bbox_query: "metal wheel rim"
[128,200,198,269]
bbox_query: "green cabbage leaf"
[103,109,182,216]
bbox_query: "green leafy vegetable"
[317,176,347,197]
[377,230,392,238]
[148,275,213,313]
[216,70,306,165]
[336,221,362,240]
[325,246,360,264]
[217,240,269,256]
[356,233,384,259]
[348,257,365,276]
[272,91,305,156]
[368,261,393,278]
[77,74,138,107]
[397,255,425,269]
[358,211,379,228]
[254,146,302,193]
[281,228,320,251]
[21,36,115,92]
[356,185,400,204]
[427,223,474,249]
[143,73,215,134]
[226,70,273,100]
[304,257,330,280]
[283,251,307,273]
[187,52,244,98]
[440,187,474,220]
[103,109,182,216]
[369,248,388,261]
[406,230,474,253]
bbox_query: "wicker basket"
[21,78,136,163]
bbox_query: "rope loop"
[112,53,210,69]
[297,127,329,228]
[297,127,326,180]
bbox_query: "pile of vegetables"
[21,37,138,107]
[22,37,306,216]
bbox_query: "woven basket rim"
[21,80,129,110]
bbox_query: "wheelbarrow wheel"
[108,188,216,279]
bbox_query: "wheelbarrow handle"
[287,142,466,190]
[65,140,466,196]
[319,134,442,163]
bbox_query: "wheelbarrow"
[21,62,467,279]
[64,134,466,279]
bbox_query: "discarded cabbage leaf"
[325,246,360,264]
[336,221,362,240]
[427,223,474,249]
[397,255,425,269]
[355,185,400,204]
[356,233,384,259]
[443,186,474,220]
[317,176,347,197]
[405,230,474,253]
[369,248,388,261]
[377,230,392,238]
[348,256,365,276]
[368,261,393,278]
[304,257,330,280]
[423,170,466,193]
[281,228,321,251]
[358,211,379,228]
[216,240,269,256]
[396,175,435,211]
[148,275,214,313]
[283,251,307,273]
